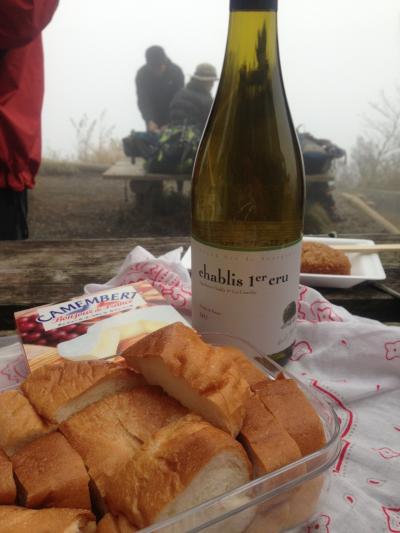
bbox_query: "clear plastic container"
[0,335,29,392]
[141,333,341,533]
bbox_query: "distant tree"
[349,87,400,190]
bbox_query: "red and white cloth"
[85,246,400,533]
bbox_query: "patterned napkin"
[293,285,400,533]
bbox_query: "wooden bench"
[103,158,191,206]
[0,234,399,333]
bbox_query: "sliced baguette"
[0,506,96,533]
[96,513,138,532]
[0,390,54,456]
[0,449,16,505]
[239,395,303,478]
[219,346,269,388]
[246,502,290,533]
[60,398,139,502]
[254,379,326,456]
[22,360,145,423]
[60,386,187,492]
[106,414,252,529]
[12,432,91,510]
[122,322,250,436]
[103,386,188,443]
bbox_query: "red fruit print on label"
[306,514,331,533]
[394,427,400,432]
[373,447,400,460]
[367,478,386,486]
[382,507,400,532]
[376,384,381,392]
[340,339,348,346]
[291,340,313,361]
[344,494,356,506]
[385,341,400,361]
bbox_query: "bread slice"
[59,398,139,502]
[0,506,96,533]
[239,395,303,478]
[246,502,290,533]
[106,414,252,529]
[61,386,187,509]
[0,449,16,504]
[219,345,269,388]
[122,322,250,436]
[103,386,188,443]
[12,432,91,510]
[0,390,54,456]
[21,360,145,423]
[284,475,324,529]
[254,379,326,456]
[97,513,138,532]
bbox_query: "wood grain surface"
[0,234,399,329]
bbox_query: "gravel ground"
[28,174,191,239]
[28,175,392,240]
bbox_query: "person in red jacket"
[0,0,58,240]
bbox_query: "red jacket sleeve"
[0,0,59,50]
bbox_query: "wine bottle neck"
[223,11,280,75]
[230,0,277,12]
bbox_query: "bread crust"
[0,449,16,504]
[12,432,91,510]
[106,414,252,528]
[96,513,138,532]
[123,323,250,436]
[60,386,187,497]
[0,506,95,533]
[103,386,188,443]
[22,360,144,423]
[0,390,54,456]
[60,398,139,498]
[219,346,269,388]
[239,395,302,477]
[254,379,326,456]
[301,242,351,275]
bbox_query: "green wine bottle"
[191,0,305,365]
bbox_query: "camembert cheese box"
[14,282,189,371]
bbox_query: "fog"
[42,0,400,159]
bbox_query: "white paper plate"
[301,236,386,288]
[181,237,386,289]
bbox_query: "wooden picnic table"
[103,158,191,204]
[102,159,332,205]
[0,234,399,332]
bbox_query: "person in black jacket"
[169,63,218,131]
[135,46,184,133]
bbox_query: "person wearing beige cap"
[169,63,219,130]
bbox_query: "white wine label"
[191,238,301,356]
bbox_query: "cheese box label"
[15,281,189,372]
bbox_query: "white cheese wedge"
[57,329,120,361]
[87,305,189,341]
[114,319,167,340]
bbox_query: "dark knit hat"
[145,46,168,67]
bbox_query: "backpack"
[122,131,159,160]
[145,124,201,174]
